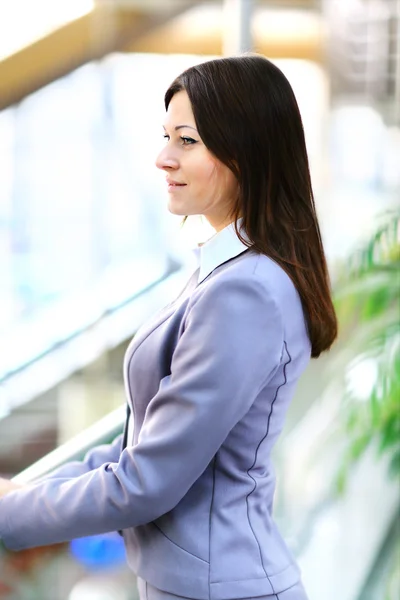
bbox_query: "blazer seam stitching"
[245,341,292,593]
[211,563,297,584]
[208,454,217,600]
[151,522,209,564]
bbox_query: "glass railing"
[0,262,198,600]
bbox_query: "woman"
[0,55,337,599]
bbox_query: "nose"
[155,145,179,171]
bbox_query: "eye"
[180,136,197,145]
[162,134,197,145]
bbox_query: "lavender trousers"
[137,578,309,600]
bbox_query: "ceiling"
[0,0,322,110]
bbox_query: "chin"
[168,206,185,216]
[167,202,191,217]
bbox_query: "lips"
[167,180,186,186]
[167,179,187,193]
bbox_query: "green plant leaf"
[334,209,400,487]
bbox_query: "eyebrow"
[163,124,198,132]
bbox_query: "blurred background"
[0,0,399,598]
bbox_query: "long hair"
[165,55,337,357]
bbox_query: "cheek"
[210,163,238,200]
[194,160,217,189]
[189,151,238,202]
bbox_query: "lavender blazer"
[0,236,311,599]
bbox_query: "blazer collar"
[195,218,251,284]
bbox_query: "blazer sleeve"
[34,434,123,481]
[0,274,284,550]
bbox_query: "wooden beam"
[0,1,199,110]
[125,7,323,62]
[126,28,322,62]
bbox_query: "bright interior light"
[173,4,321,42]
[254,8,322,41]
[346,357,379,402]
[0,0,95,61]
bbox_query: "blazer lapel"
[124,267,200,362]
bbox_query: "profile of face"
[155,90,239,232]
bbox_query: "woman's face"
[155,90,238,232]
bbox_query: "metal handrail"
[13,406,125,484]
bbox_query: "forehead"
[164,90,196,127]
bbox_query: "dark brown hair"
[165,54,337,357]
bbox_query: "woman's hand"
[0,478,23,498]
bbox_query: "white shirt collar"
[193,218,251,284]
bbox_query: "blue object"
[69,532,126,569]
